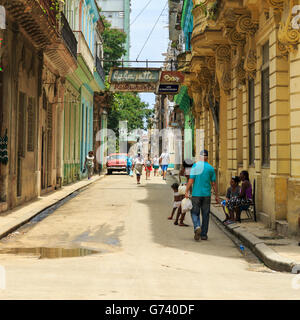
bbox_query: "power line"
[136,0,168,61]
[130,0,154,26]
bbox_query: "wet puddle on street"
[0,247,100,259]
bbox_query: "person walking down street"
[152,155,160,176]
[168,183,184,221]
[185,150,219,241]
[145,154,152,180]
[133,152,144,185]
[159,149,170,180]
[126,155,133,175]
[175,159,194,227]
[84,151,95,180]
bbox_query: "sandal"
[174,221,178,225]
[167,216,173,220]
[179,222,189,227]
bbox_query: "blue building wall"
[181,0,193,51]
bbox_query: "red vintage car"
[106,153,128,175]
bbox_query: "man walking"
[185,150,219,241]
[159,149,170,180]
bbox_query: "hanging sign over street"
[110,82,157,92]
[109,67,161,83]
[160,71,184,83]
[157,84,180,94]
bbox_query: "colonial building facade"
[0,0,108,212]
[175,0,300,235]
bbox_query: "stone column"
[269,26,290,224]
[288,45,300,234]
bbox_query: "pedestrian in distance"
[159,148,170,181]
[152,155,160,176]
[185,150,220,241]
[133,152,144,185]
[83,151,95,180]
[126,155,133,175]
[168,183,184,221]
[145,154,152,180]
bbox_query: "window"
[261,42,270,166]
[27,97,35,152]
[18,92,26,158]
[248,78,255,165]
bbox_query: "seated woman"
[236,170,252,222]
[223,176,241,224]
[227,171,252,223]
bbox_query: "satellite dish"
[0,6,5,30]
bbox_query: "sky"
[129,0,169,109]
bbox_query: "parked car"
[106,153,128,175]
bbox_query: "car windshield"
[109,155,127,160]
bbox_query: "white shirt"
[160,153,170,165]
[153,157,159,166]
[134,156,144,165]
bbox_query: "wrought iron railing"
[61,12,77,59]
[96,56,105,82]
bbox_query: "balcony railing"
[61,12,77,60]
[96,56,105,82]
[73,31,94,74]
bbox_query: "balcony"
[39,0,58,29]
[1,0,58,49]
[73,31,94,74]
[61,12,77,60]
[96,56,105,82]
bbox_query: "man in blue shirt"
[126,156,132,175]
[185,150,219,241]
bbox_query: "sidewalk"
[170,170,300,273]
[0,175,105,240]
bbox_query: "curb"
[210,205,299,273]
[0,174,106,241]
[170,171,300,273]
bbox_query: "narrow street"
[0,174,298,299]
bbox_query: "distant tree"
[108,93,154,135]
[102,18,127,75]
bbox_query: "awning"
[174,85,191,113]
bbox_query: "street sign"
[110,82,157,92]
[109,67,161,83]
[157,84,180,94]
[160,71,184,83]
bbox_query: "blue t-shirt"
[190,161,216,197]
[127,157,132,167]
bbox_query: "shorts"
[161,165,168,172]
[153,165,159,169]
[173,201,181,209]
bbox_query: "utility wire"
[136,0,168,61]
[130,0,154,26]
